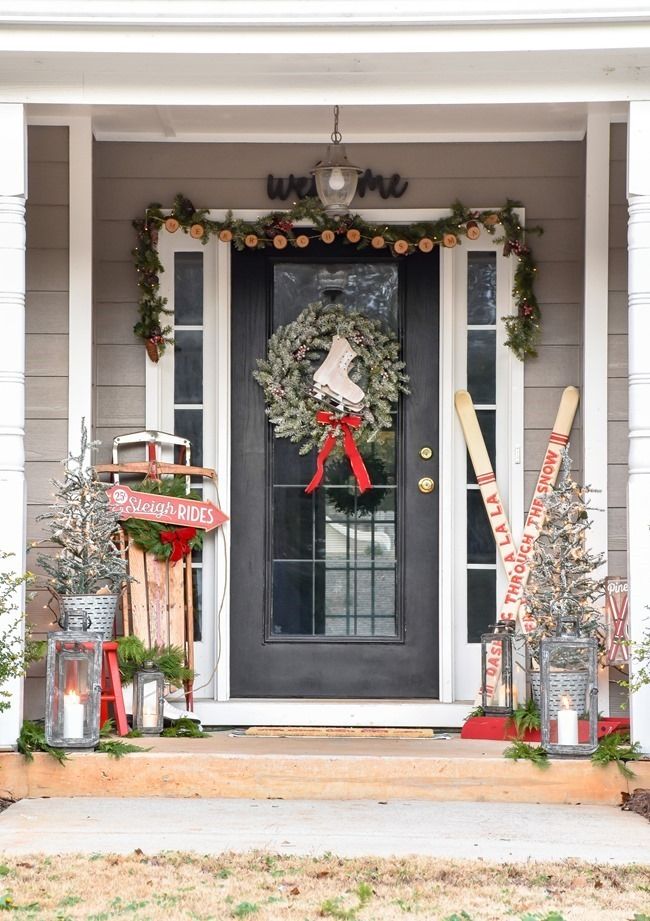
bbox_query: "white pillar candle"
[63,691,85,739]
[141,685,159,728]
[557,694,578,746]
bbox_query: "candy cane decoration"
[455,386,580,703]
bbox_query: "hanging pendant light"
[312,106,362,216]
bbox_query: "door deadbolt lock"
[418,476,435,494]
[419,446,433,460]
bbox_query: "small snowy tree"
[37,425,128,595]
[525,449,606,664]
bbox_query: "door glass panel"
[174,330,203,404]
[467,569,497,643]
[467,489,496,565]
[273,263,399,331]
[467,252,497,325]
[270,262,399,638]
[467,330,496,405]
[174,252,204,325]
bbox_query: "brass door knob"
[418,476,435,494]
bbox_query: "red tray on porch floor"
[461,715,630,743]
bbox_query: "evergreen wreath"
[120,477,204,561]
[253,302,409,456]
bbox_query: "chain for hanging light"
[331,105,342,145]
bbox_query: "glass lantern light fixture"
[539,616,599,757]
[45,631,103,749]
[132,661,165,735]
[311,106,362,216]
[480,620,516,715]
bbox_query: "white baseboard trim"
[189,699,473,728]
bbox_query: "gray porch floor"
[0,798,648,863]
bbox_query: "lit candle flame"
[65,690,80,705]
[560,694,572,710]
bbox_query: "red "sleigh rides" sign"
[106,484,228,531]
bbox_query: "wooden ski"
[496,385,579,633]
[455,386,580,703]
[454,390,518,575]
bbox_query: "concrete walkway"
[0,798,648,863]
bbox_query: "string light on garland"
[132,194,543,362]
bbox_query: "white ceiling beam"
[3,24,650,54]
[2,1,650,27]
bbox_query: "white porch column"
[627,101,650,753]
[67,118,93,455]
[0,104,27,749]
[583,109,610,714]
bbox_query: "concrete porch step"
[2,734,648,805]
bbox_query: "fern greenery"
[503,740,549,769]
[591,731,642,780]
[117,635,193,687]
[161,716,208,738]
[17,720,69,764]
[508,698,541,739]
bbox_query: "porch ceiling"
[3,2,650,110]
[27,101,625,143]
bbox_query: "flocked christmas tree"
[525,448,606,664]
[37,424,128,595]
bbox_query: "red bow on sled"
[305,411,371,495]
[160,526,197,563]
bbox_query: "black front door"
[230,240,439,698]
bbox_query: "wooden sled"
[97,431,218,711]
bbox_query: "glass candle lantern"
[539,622,598,757]
[480,620,515,715]
[132,661,165,735]
[45,631,102,749]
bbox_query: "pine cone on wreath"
[145,338,160,363]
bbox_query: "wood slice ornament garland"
[132,194,543,362]
[254,303,409,494]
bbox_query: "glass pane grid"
[271,262,400,641]
[466,251,498,642]
[173,252,205,637]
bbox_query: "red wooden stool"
[100,642,129,737]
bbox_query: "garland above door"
[132,194,542,362]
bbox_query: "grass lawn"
[0,853,648,920]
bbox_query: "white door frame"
[148,207,523,727]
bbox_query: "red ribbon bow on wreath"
[305,411,372,495]
[160,526,197,563]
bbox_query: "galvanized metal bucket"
[529,670,590,718]
[58,594,118,641]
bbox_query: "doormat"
[243,727,441,739]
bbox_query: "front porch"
[2,3,650,756]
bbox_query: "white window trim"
[450,220,524,703]
[148,207,523,725]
